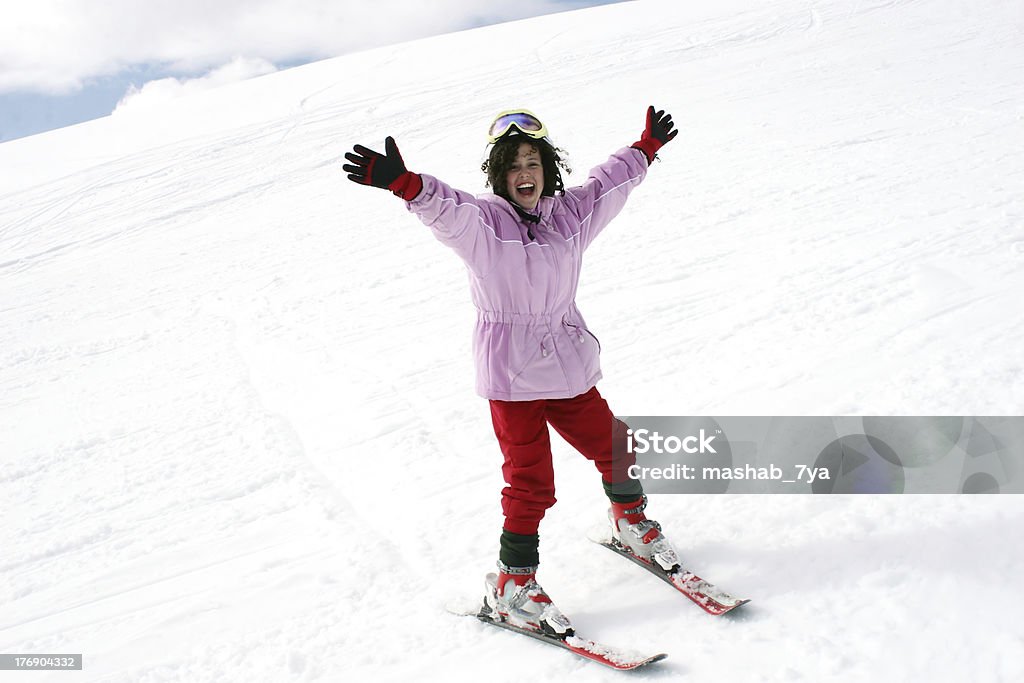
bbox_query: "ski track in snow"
[1,0,1023,681]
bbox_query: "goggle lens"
[488,111,547,143]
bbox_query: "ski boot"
[609,495,680,572]
[482,562,574,638]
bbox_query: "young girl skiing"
[344,107,680,637]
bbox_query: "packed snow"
[2,0,1023,681]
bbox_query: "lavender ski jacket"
[405,146,649,401]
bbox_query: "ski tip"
[708,597,751,616]
[610,653,669,670]
[565,636,669,670]
[468,612,668,670]
[724,598,752,612]
[643,652,670,668]
[619,652,669,670]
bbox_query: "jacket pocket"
[562,316,602,354]
[509,327,566,394]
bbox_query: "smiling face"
[505,142,545,210]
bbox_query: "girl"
[344,106,679,637]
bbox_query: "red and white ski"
[445,600,667,670]
[588,526,750,616]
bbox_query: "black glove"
[632,106,678,164]
[343,136,421,199]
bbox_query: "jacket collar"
[492,194,553,223]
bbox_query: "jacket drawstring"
[538,318,589,359]
[562,318,586,344]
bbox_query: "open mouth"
[516,183,536,198]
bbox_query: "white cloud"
[112,57,278,113]
[0,0,612,95]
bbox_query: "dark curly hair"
[481,135,572,203]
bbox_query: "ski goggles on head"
[487,109,548,143]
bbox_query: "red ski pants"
[489,386,635,536]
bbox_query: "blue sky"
[0,0,625,143]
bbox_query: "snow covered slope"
[2,0,1022,681]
